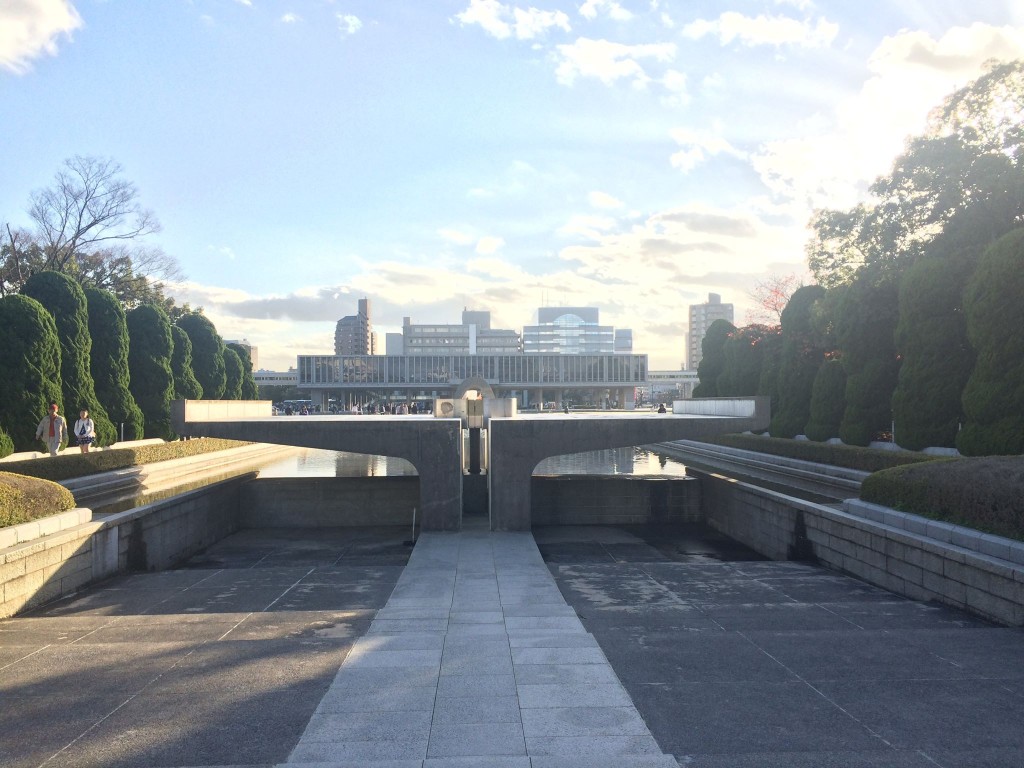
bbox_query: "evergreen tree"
[126,304,175,440]
[222,347,244,400]
[85,287,145,441]
[21,271,116,445]
[958,228,1024,456]
[804,359,847,442]
[718,325,770,396]
[891,240,976,450]
[692,319,734,398]
[836,276,900,446]
[177,313,226,399]
[170,326,203,400]
[227,342,258,399]
[0,426,13,458]
[0,294,63,450]
[770,285,826,438]
[755,330,782,427]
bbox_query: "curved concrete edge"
[171,400,464,531]
[488,398,769,531]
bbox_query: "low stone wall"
[532,475,700,526]
[240,477,420,527]
[693,468,1024,626]
[1,476,248,618]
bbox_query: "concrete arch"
[454,377,496,399]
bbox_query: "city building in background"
[224,338,258,370]
[253,368,298,388]
[522,307,630,355]
[687,293,734,370]
[398,310,521,356]
[334,298,373,356]
[614,329,633,354]
[298,352,647,411]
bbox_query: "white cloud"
[558,214,617,240]
[659,68,689,106]
[337,14,362,36]
[579,0,632,22]
[554,37,676,87]
[207,245,238,260]
[682,12,838,48]
[513,7,570,39]
[751,22,1024,211]
[233,0,253,7]
[669,128,746,173]
[438,228,476,245]
[588,191,623,209]
[454,0,570,41]
[0,0,82,74]
[281,13,300,24]
[475,236,506,254]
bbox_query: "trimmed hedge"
[861,457,1024,542]
[0,439,250,484]
[706,433,936,473]
[0,472,77,527]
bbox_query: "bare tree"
[0,223,44,297]
[29,155,161,272]
[745,273,801,328]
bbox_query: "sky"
[3,1,1023,372]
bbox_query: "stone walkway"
[286,529,675,766]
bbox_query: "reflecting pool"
[256,446,687,478]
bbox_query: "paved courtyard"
[1,523,1022,767]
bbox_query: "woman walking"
[74,408,96,454]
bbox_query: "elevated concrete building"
[298,352,647,410]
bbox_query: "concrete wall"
[694,468,1024,627]
[1,476,248,618]
[240,477,420,527]
[532,475,700,526]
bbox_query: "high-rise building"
[687,292,734,370]
[335,298,373,355]
[522,307,619,354]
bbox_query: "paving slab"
[285,530,673,765]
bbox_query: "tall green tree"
[222,347,244,400]
[177,313,226,399]
[718,325,770,396]
[85,287,145,441]
[0,426,13,458]
[804,359,847,442]
[891,235,977,450]
[21,271,116,445]
[0,294,63,450]
[835,275,900,446]
[692,319,735,398]
[755,330,783,427]
[126,304,175,440]
[170,326,203,400]
[958,228,1024,456]
[226,342,258,400]
[770,285,826,438]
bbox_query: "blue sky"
[3,1,1023,370]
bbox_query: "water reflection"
[534,447,687,477]
[255,447,686,478]
[257,450,417,478]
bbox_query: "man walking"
[35,402,68,457]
